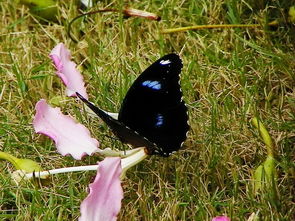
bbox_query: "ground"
[0,1,294,220]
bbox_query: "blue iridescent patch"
[142,80,161,90]
[155,114,164,127]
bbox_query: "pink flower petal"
[33,99,99,160]
[79,157,123,221]
[50,43,88,99]
[212,216,231,221]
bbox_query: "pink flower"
[79,157,123,221]
[31,43,148,221]
[33,99,99,160]
[32,99,148,220]
[212,216,231,221]
[33,100,125,221]
[49,43,88,99]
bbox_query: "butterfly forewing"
[78,54,189,157]
[118,54,189,156]
[76,92,157,149]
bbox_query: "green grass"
[1,0,295,220]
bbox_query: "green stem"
[161,22,279,34]
[161,24,260,34]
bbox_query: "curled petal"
[123,8,161,21]
[0,151,42,173]
[33,99,99,160]
[50,43,88,98]
[212,216,231,221]
[79,157,123,221]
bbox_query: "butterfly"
[77,53,189,157]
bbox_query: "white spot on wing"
[159,59,171,65]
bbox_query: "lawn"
[0,0,294,220]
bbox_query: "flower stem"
[97,147,143,157]
[25,165,99,179]
[121,148,148,169]
[24,147,148,179]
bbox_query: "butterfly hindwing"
[118,54,189,156]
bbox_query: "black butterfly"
[77,53,189,157]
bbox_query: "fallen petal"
[123,8,161,21]
[212,216,231,221]
[50,43,88,98]
[0,151,42,173]
[79,157,123,221]
[33,99,99,160]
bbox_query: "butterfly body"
[77,53,189,157]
